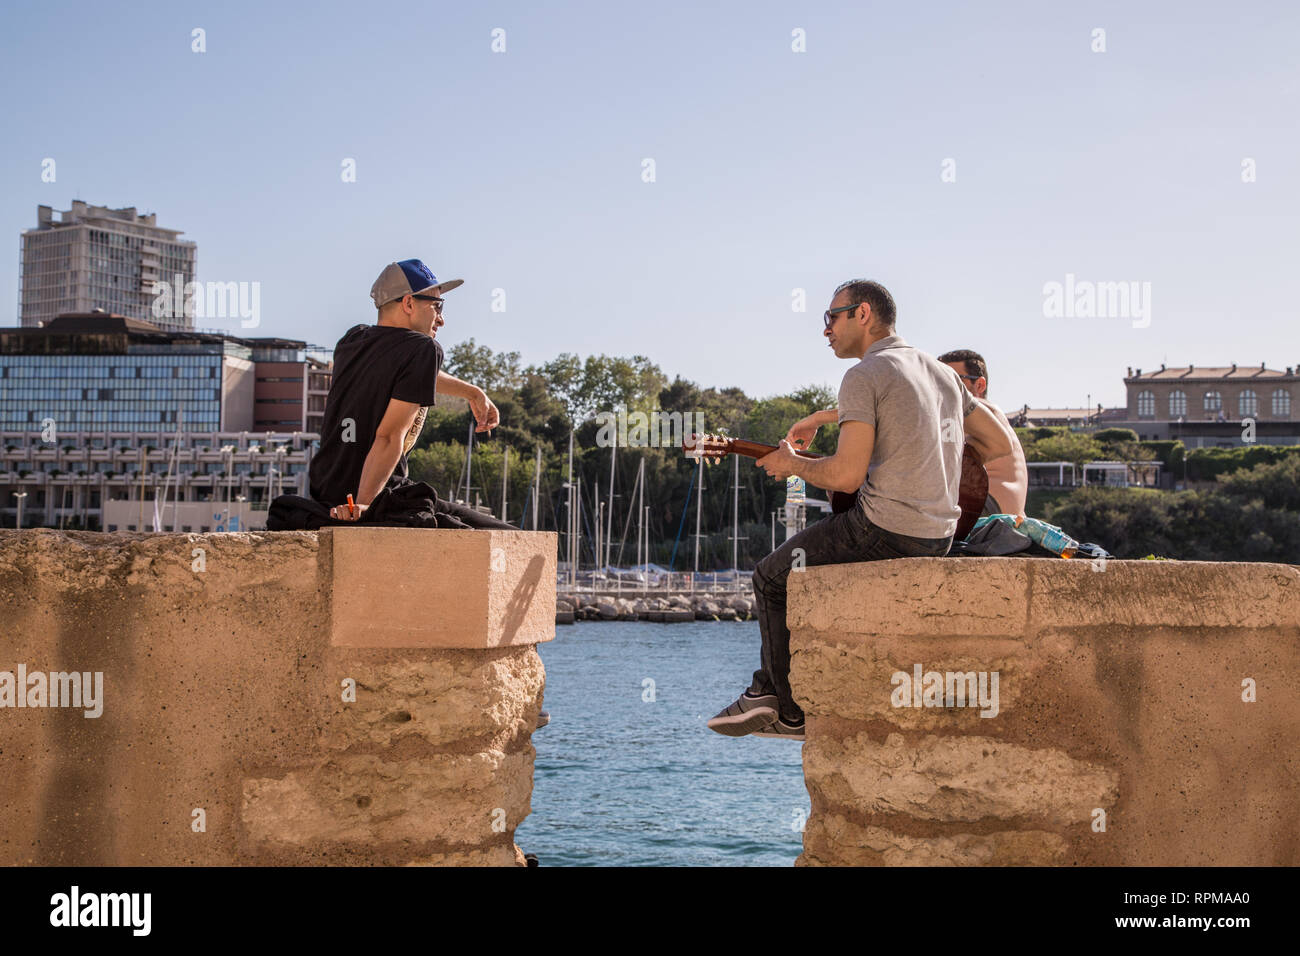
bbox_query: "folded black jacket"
[266,477,474,531]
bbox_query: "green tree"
[579,354,666,419]
[1109,441,1158,485]
[1217,453,1300,511]
[444,338,523,393]
[536,353,585,425]
[1093,428,1139,446]
[743,397,806,445]
[1027,431,1103,467]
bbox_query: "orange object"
[346,494,356,518]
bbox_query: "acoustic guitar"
[684,434,988,541]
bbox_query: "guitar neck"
[725,439,822,460]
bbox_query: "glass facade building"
[0,310,332,529]
[0,350,225,431]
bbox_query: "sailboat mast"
[462,419,475,501]
[567,431,575,587]
[642,505,650,592]
[694,456,702,573]
[531,445,540,532]
[732,454,739,570]
[605,439,615,570]
[501,446,509,522]
[636,456,645,573]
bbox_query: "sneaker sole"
[752,729,805,740]
[707,706,778,736]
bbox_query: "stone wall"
[788,557,1300,866]
[0,526,555,866]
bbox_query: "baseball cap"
[370,259,464,308]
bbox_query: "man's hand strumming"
[785,414,822,451]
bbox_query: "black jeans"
[748,502,952,723]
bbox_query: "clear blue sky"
[2,0,1297,410]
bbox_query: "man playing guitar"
[706,279,1017,742]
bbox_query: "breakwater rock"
[556,592,755,624]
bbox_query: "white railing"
[555,569,751,596]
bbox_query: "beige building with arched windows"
[1118,364,1299,447]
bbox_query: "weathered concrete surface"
[0,527,556,866]
[789,557,1300,866]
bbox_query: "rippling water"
[515,619,809,867]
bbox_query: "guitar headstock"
[684,432,733,464]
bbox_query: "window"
[1273,389,1291,418]
[1238,390,1258,418]
[1204,390,1222,414]
[1169,390,1187,417]
[1137,390,1155,418]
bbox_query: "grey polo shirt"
[837,334,977,539]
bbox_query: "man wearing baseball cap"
[306,258,511,527]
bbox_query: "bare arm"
[330,398,421,519]
[963,401,1015,463]
[757,421,875,494]
[783,407,840,449]
[436,370,479,400]
[436,370,499,432]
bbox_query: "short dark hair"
[834,279,896,328]
[938,349,988,389]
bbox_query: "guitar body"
[955,444,988,540]
[687,436,989,541]
[829,490,855,514]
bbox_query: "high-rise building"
[20,202,197,330]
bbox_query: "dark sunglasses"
[410,294,444,310]
[823,303,858,328]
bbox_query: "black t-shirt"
[309,324,443,506]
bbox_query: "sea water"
[515,619,809,866]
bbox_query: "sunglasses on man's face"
[410,294,444,312]
[823,303,858,328]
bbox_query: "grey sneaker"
[754,717,806,741]
[707,691,779,737]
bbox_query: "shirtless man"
[938,349,1028,517]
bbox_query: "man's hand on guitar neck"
[755,439,801,480]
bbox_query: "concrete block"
[788,558,1029,638]
[324,527,557,649]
